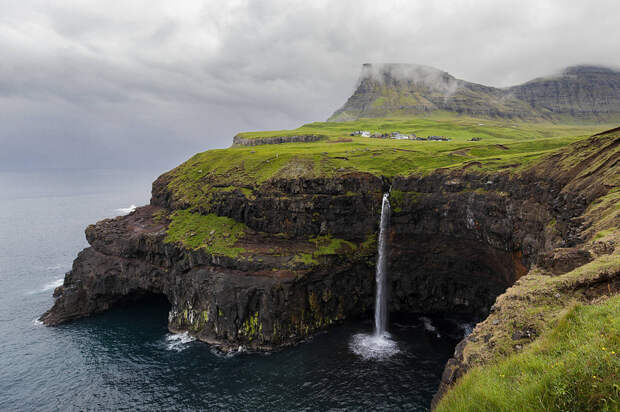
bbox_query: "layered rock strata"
[232,134,324,146]
[329,63,620,121]
[42,133,618,359]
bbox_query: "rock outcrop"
[508,66,620,120]
[431,129,619,408]
[41,130,619,361]
[232,134,325,146]
[329,63,620,122]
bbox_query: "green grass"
[165,116,613,213]
[311,235,356,255]
[170,134,580,187]
[164,210,247,257]
[236,115,607,142]
[436,295,620,412]
[595,229,614,239]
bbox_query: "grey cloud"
[1,0,620,171]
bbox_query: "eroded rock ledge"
[232,134,325,146]
[41,133,618,376]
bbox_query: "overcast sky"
[2,0,619,172]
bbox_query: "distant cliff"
[508,65,620,120]
[329,63,620,122]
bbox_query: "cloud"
[1,0,619,170]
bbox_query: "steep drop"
[350,192,399,360]
[374,192,390,336]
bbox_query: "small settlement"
[350,130,452,141]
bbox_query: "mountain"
[328,63,620,122]
[508,65,620,120]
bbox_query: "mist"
[2,0,620,171]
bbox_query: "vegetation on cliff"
[165,210,247,257]
[163,116,608,216]
[436,294,620,412]
[433,128,619,410]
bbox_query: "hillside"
[329,63,620,122]
[508,65,620,120]
[40,62,620,411]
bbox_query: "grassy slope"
[164,117,615,257]
[433,129,620,411]
[164,210,247,257]
[168,117,610,211]
[436,294,620,412]
[235,115,607,141]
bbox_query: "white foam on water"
[420,316,441,338]
[28,278,64,295]
[459,322,474,337]
[115,204,136,215]
[45,263,70,271]
[209,345,246,358]
[32,319,44,326]
[42,278,64,292]
[164,332,196,351]
[350,332,399,361]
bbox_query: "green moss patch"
[292,235,358,266]
[390,189,424,213]
[165,210,247,257]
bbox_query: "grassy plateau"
[168,116,612,205]
[161,115,618,411]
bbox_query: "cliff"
[41,128,618,347]
[40,123,618,409]
[508,65,620,120]
[329,63,620,122]
[432,131,619,411]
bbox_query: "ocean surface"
[0,170,468,411]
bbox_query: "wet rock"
[538,247,593,275]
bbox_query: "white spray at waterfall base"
[164,332,195,351]
[350,193,399,360]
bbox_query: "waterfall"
[349,191,398,360]
[374,193,390,336]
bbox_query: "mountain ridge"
[329,63,620,122]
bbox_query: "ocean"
[0,169,465,411]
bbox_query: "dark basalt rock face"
[232,134,324,146]
[152,172,387,238]
[40,131,613,353]
[41,205,377,351]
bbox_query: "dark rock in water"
[41,205,378,351]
